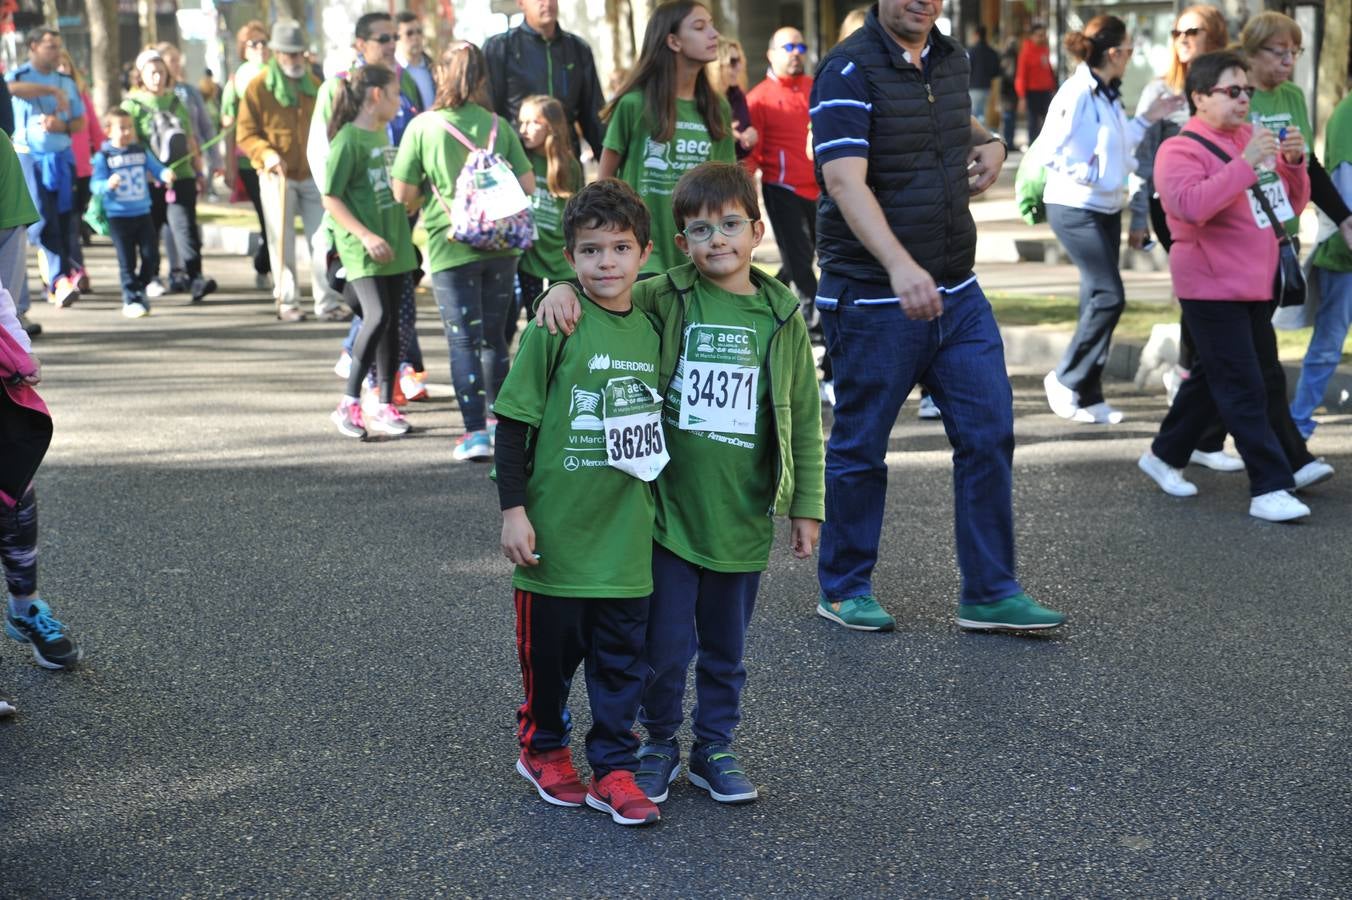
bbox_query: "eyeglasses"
[246,40,267,49]
[1171,27,1202,40]
[1260,45,1303,61]
[682,216,756,242]
[780,42,808,54]
[366,33,395,44]
[1208,84,1257,99]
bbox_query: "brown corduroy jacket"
[235,71,320,181]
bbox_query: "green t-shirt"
[520,151,581,282]
[390,105,532,274]
[650,277,776,572]
[1314,92,1352,272]
[492,295,663,598]
[0,130,38,230]
[122,90,196,179]
[602,92,735,276]
[325,124,416,279]
[1250,81,1312,235]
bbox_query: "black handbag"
[1181,131,1307,307]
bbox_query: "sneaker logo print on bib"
[603,377,669,482]
[677,324,759,435]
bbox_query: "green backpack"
[1014,140,1048,226]
[82,192,110,237]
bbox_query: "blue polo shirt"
[6,64,83,154]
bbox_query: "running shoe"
[189,276,217,303]
[917,394,942,419]
[516,747,587,807]
[5,599,83,669]
[1043,371,1078,419]
[1138,450,1198,498]
[816,593,895,631]
[144,279,167,299]
[399,364,429,401]
[634,739,682,803]
[0,694,15,717]
[957,593,1065,631]
[1189,450,1244,472]
[688,744,759,804]
[331,400,366,439]
[1293,459,1334,491]
[1249,490,1310,523]
[334,351,353,379]
[585,770,660,825]
[367,404,412,436]
[51,276,80,308]
[122,302,150,319]
[453,430,493,461]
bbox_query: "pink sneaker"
[367,403,412,436]
[330,400,366,439]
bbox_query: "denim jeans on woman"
[432,256,518,433]
[1290,265,1352,438]
[1047,203,1125,407]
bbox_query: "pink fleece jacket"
[1156,118,1309,301]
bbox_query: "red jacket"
[746,71,819,201]
[1015,39,1056,97]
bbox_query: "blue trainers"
[453,429,493,462]
[6,598,83,669]
[687,743,758,804]
[634,739,681,803]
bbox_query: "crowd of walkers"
[0,0,1346,829]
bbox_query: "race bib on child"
[1250,171,1295,230]
[602,376,669,482]
[676,324,760,434]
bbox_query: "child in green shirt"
[321,66,417,440]
[535,162,825,806]
[494,179,665,828]
[598,1,735,276]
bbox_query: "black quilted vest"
[813,15,977,286]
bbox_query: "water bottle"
[1251,114,1276,171]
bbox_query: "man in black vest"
[809,1,1065,634]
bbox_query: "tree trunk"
[1318,0,1350,144]
[87,0,120,119]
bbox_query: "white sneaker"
[1043,371,1079,419]
[1292,458,1334,490]
[121,302,150,319]
[334,351,352,380]
[917,394,942,420]
[1249,489,1310,522]
[1072,402,1124,425]
[819,380,835,406]
[1189,449,1245,472]
[144,279,167,299]
[1138,450,1198,497]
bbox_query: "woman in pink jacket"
[1137,50,1327,523]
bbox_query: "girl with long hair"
[515,95,583,319]
[324,65,417,440]
[391,41,535,462]
[599,1,734,274]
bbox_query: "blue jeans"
[1291,266,1352,438]
[640,543,759,747]
[431,256,517,433]
[816,273,1020,606]
[19,151,74,286]
[107,214,159,302]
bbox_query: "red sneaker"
[516,747,587,807]
[586,769,660,826]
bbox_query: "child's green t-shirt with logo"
[1250,81,1313,235]
[603,92,735,276]
[493,296,663,598]
[326,124,416,279]
[520,151,582,283]
[651,277,776,572]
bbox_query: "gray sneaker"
[634,739,681,803]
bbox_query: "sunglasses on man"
[780,42,808,54]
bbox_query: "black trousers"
[514,589,649,777]
[762,183,818,300]
[107,214,159,301]
[150,179,203,279]
[1152,300,1313,496]
[1026,90,1053,145]
[238,165,270,275]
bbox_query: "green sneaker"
[957,593,1065,631]
[816,593,896,632]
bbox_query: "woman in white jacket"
[1041,16,1182,424]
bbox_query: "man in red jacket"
[747,27,820,323]
[1015,21,1057,145]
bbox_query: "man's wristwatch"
[979,133,1007,161]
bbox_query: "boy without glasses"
[537,161,825,805]
[493,178,666,827]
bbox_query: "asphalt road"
[1,245,1348,897]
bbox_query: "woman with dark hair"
[1040,15,1181,424]
[599,0,734,275]
[1137,50,1325,522]
[391,42,535,462]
